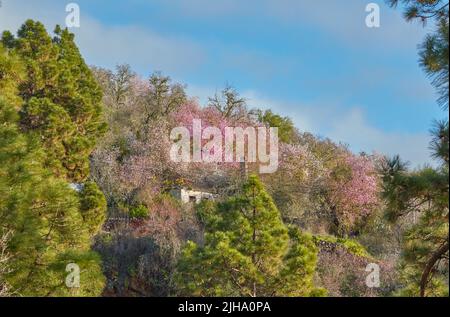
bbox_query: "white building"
[170,188,215,204]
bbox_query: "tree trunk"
[420,240,449,297]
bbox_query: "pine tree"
[382,123,449,297]
[1,20,106,182]
[0,36,106,296]
[385,0,449,297]
[257,109,297,144]
[419,17,449,109]
[175,175,325,297]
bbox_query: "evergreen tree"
[0,33,106,296]
[175,175,325,297]
[419,17,449,109]
[387,0,448,23]
[1,20,106,182]
[385,0,449,297]
[382,123,449,296]
[257,109,297,144]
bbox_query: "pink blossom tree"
[327,153,381,236]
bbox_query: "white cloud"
[242,90,433,167]
[0,0,207,76]
[262,0,428,50]
[73,18,206,75]
[148,0,427,52]
[155,0,243,17]
[329,107,432,167]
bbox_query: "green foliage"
[384,1,449,297]
[430,120,449,163]
[0,25,106,296]
[313,235,371,258]
[0,43,24,106]
[1,20,106,182]
[79,181,107,235]
[129,204,150,219]
[0,96,104,296]
[257,109,297,143]
[387,0,448,23]
[381,123,449,296]
[395,264,449,297]
[419,18,449,109]
[47,250,106,297]
[176,175,325,297]
[143,71,187,124]
[195,199,217,226]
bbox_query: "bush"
[314,235,371,258]
[129,204,149,219]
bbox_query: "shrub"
[129,204,149,219]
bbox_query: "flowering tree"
[170,100,245,188]
[262,142,326,229]
[326,154,381,236]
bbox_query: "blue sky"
[0,0,445,166]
